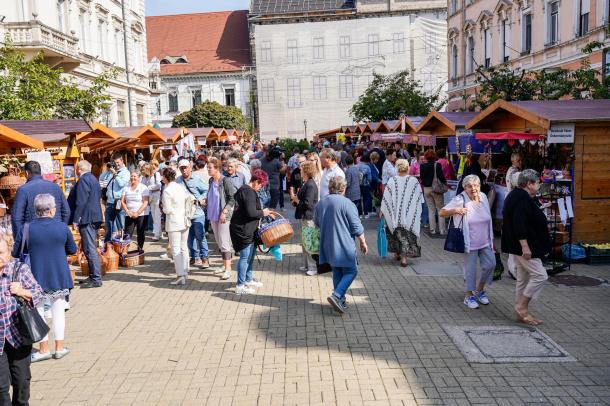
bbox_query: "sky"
[146,0,250,16]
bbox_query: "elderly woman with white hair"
[381,159,424,267]
[314,176,368,314]
[12,194,77,362]
[440,174,496,310]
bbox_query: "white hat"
[178,159,190,168]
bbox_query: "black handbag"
[12,262,49,346]
[443,193,466,254]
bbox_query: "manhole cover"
[413,262,462,276]
[444,326,576,363]
[548,275,605,287]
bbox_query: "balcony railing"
[5,20,81,61]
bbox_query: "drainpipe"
[121,1,134,126]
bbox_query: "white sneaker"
[235,285,256,295]
[220,270,231,280]
[213,268,224,275]
[246,279,263,289]
[298,266,309,272]
[306,269,318,276]
[160,254,169,260]
[170,276,186,285]
[151,237,160,242]
[364,214,370,219]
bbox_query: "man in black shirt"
[502,169,550,326]
[288,155,307,203]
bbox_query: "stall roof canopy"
[466,99,610,130]
[416,111,478,135]
[0,119,92,136]
[0,124,44,150]
[154,127,183,143]
[475,132,543,140]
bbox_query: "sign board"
[197,139,206,146]
[456,129,473,137]
[160,145,174,150]
[547,123,575,144]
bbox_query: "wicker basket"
[0,174,24,190]
[103,243,119,273]
[79,253,90,276]
[120,241,145,268]
[258,212,294,247]
[111,234,131,256]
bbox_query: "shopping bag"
[301,226,320,254]
[443,216,465,253]
[377,218,387,258]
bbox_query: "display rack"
[540,174,574,274]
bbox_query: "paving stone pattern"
[31,211,610,405]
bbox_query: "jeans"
[268,188,281,209]
[279,177,285,208]
[124,215,148,250]
[104,202,125,242]
[188,216,209,260]
[0,342,32,406]
[331,266,358,300]
[421,202,429,225]
[360,185,372,215]
[237,243,256,286]
[79,223,102,284]
[352,199,363,216]
[463,246,495,292]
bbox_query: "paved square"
[28,213,610,405]
[444,326,577,363]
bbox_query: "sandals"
[518,314,542,326]
[400,259,408,267]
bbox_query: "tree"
[172,100,250,130]
[0,39,116,121]
[474,43,610,109]
[350,70,445,122]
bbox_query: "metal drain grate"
[548,275,606,287]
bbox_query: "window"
[548,1,559,44]
[467,36,475,74]
[224,88,235,106]
[313,37,325,60]
[484,28,491,68]
[57,0,66,32]
[260,41,272,62]
[339,35,351,58]
[501,19,510,62]
[451,0,458,13]
[522,13,532,53]
[578,0,589,37]
[116,100,126,125]
[368,34,380,56]
[603,48,610,80]
[98,20,105,58]
[136,104,145,125]
[425,32,436,54]
[260,79,275,103]
[155,98,161,116]
[313,76,327,100]
[287,39,298,64]
[339,75,353,99]
[451,44,458,79]
[393,33,406,54]
[287,78,302,108]
[114,30,122,65]
[134,37,143,72]
[79,11,87,52]
[168,91,178,112]
[191,89,202,107]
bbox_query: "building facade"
[0,0,151,126]
[250,0,447,141]
[146,11,252,128]
[446,0,610,111]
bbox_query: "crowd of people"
[0,138,551,404]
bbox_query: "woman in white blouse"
[141,162,162,241]
[121,171,149,250]
[161,167,191,285]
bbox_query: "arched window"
[175,58,187,64]
[160,59,170,64]
[451,44,458,79]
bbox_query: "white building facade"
[251,1,447,140]
[1,0,151,126]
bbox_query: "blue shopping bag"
[377,218,387,258]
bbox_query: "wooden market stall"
[0,119,92,194]
[465,99,610,244]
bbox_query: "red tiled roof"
[146,11,251,76]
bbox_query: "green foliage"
[350,70,445,122]
[0,39,115,121]
[276,138,310,154]
[475,44,610,109]
[172,101,249,131]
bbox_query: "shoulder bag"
[181,180,200,220]
[443,194,466,253]
[431,162,449,194]
[12,261,49,345]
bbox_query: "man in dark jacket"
[502,169,550,326]
[68,160,104,288]
[11,160,70,237]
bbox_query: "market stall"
[465,99,610,247]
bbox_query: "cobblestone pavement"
[31,210,610,405]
